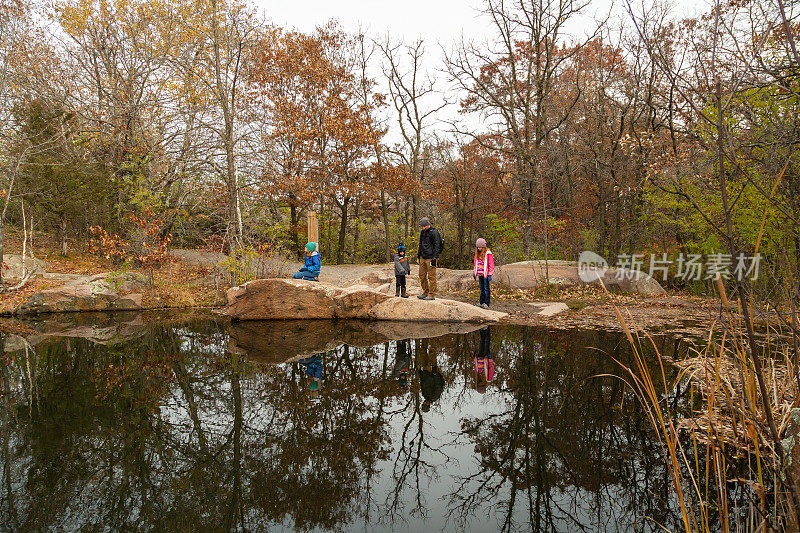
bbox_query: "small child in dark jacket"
[393,243,411,298]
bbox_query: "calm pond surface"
[0,313,731,532]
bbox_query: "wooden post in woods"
[306,211,319,249]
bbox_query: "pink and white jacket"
[474,356,495,382]
[473,249,495,278]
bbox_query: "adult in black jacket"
[416,217,443,300]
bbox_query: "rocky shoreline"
[1,256,666,322]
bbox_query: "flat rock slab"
[369,296,506,322]
[528,302,570,317]
[222,278,508,323]
[43,272,90,282]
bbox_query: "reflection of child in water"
[392,340,411,388]
[474,327,494,393]
[298,354,323,391]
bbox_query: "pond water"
[0,313,727,532]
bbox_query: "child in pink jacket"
[473,238,495,308]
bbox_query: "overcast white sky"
[256,0,489,45]
[253,0,707,143]
[255,0,706,45]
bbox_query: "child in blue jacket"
[393,243,411,297]
[293,242,321,281]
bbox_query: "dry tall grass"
[604,277,799,532]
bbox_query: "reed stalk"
[601,275,799,531]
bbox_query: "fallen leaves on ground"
[0,278,61,314]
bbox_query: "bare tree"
[378,36,446,246]
[445,0,605,280]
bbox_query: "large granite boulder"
[437,268,480,292]
[221,278,508,322]
[311,264,483,295]
[498,260,577,288]
[224,278,340,320]
[599,269,666,295]
[350,265,483,294]
[333,285,392,318]
[498,260,666,295]
[14,272,148,315]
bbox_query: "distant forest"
[1,0,797,294]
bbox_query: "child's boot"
[401,287,408,298]
[395,285,401,297]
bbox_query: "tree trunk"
[0,219,4,289]
[403,195,409,238]
[456,186,465,269]
[0,159,22,289]
[352,199,360,262]
[60,214,68,256]
[210,0,241,253]
[224,132,239,251]
[599,184,607,258]
[289,198,301,259]
[381,189,392,262]
[522,178,536,259]
[540,174,549,282]
[337,197,349,264]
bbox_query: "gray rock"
[368,295,507,323]
[598,269,666,296]
[14,272,146,315]
[498,260,666,295]
[43,273,89,282]
[3,254,47,278]
[529,302,570,316]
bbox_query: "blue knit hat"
[397,242,405,252]
[305,242,317,253]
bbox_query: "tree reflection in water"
[0,318,739,531]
